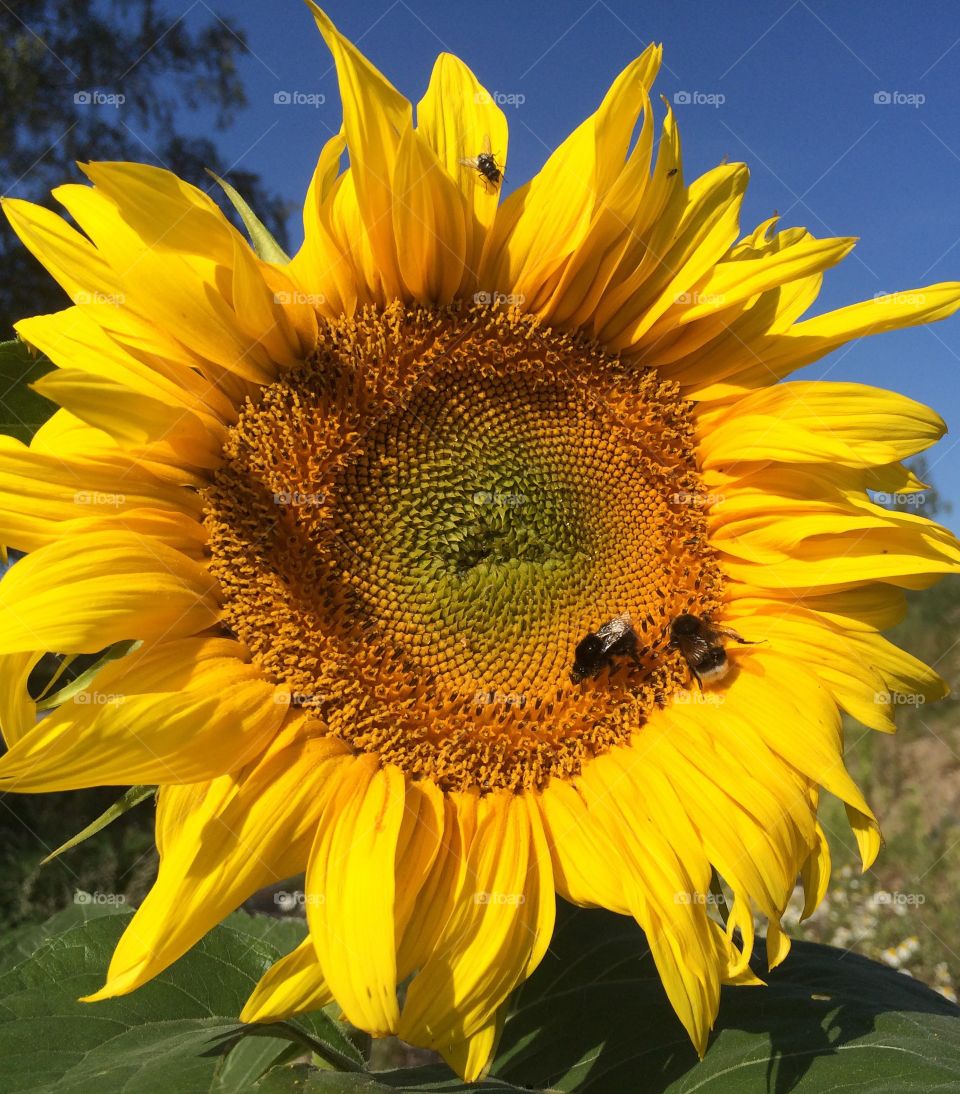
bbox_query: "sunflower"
[1,2,959,1081]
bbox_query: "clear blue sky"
[165,1,960,529]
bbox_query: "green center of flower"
[203,303,723,791]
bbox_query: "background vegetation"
[0,0,290,337]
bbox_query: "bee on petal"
[460,134,504,190]
[670,613,755,689]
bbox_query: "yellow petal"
[399,791,554,1061]
[417,53,508,292]
[700,382,945,468]
[0,664,284,791]
[308,2,411,301]
[733,653,878,831]
[392,125,466,303]
[1,196,120,303]
[538,777,629,913]
[639,233,855,347]
[0,434,199,554]
[306,755,406,1035]
[578,748,720,1057]
[83,734,352,1000]
[443,1008,506,1084]
[289,132,359,319]
[597,163,749,351]
[800,823,832,920]
[0,530,220,653]
[62,167,278,383]
[241,936,333,1023]
[687,281,960,400]
[0,651,42,747]
[30,369,223,467]
[394,778,446,942]
[15,307,234,426]
[483,48,661,302]
[396,790,479,979]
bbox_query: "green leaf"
[8,902,960,1092]
[492,903,960,1092]
[0,901,120,976]
[207,170,291,263]
[39,784,155,865]
[0,907,362,1092]
[253,1065,529,1092]
[213,1034,302,1092]
[0,339,55,442]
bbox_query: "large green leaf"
[492,903,960,1092]
[0,901,119,976]
[0,907,363,1093]
[253,1066,528,1092]
[0,339,55,442]
[2,902,958,1093]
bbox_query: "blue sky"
[162,1,960,528]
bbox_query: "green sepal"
[35,639,142,712]
[40,784,156,865]
[207,169,291,263]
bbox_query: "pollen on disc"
[203,302,723,792]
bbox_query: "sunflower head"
[1,1,959,1082]
[205,299,725,794]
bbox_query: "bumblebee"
[669,613,754,688]
[460,135,503,190]
[570,612,639,684]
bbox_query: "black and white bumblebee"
[570,612,639,684]
[669,613,754,688]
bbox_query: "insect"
[669,613,754,689]
[570,612,640,684]
[667,167,678,177]
[460,135,504,190]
